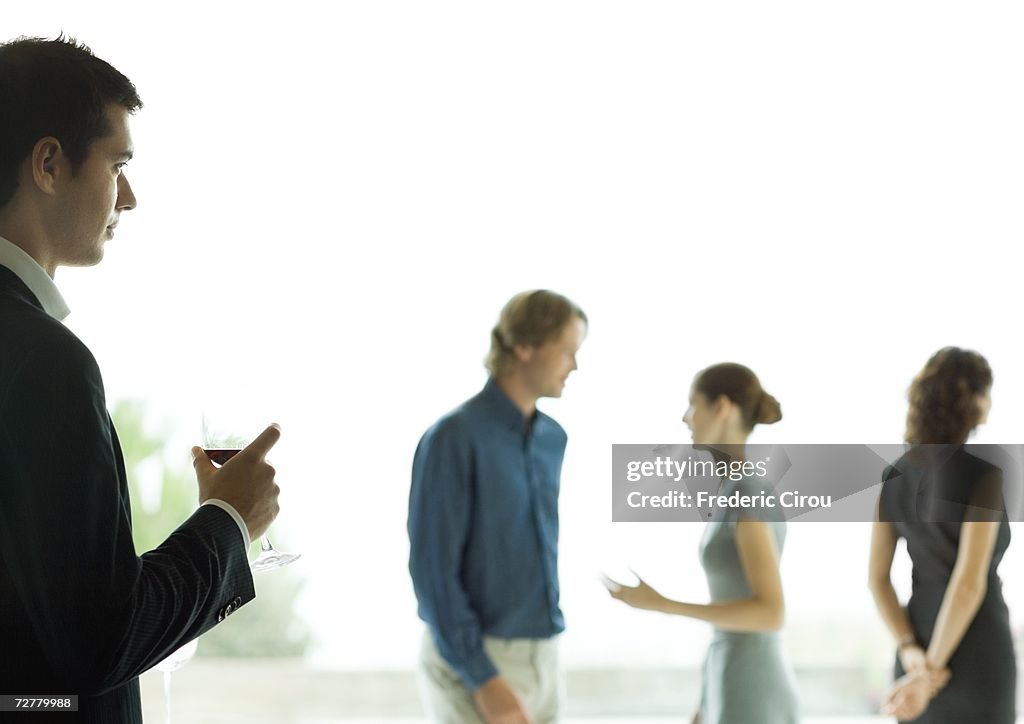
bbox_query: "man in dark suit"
[0,36,282,722]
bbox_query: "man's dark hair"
[0,35,142,208]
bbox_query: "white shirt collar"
[0,235,70,321]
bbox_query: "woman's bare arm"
[924,520,1000,669]
[606,520,784,632]
[867,517,916,647]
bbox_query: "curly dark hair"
[905,347,992,444]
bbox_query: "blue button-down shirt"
[408,378,567,691]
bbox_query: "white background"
[5,1,1023,671]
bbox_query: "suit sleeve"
[0,332,255,693]
[407,419,498,691]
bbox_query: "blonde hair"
[485,290,587,377]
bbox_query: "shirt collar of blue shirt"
[482,377,547,436]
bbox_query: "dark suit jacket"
[0,264,255,722]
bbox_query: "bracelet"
[897,634,916,649]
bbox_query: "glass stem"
[163,670,172,724]
[259,534,275,553]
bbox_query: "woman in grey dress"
[606,363,799,724]
[869,347,1015,722]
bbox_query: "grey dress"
[879,446,1015,723]
[698,476,800,724]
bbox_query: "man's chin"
[64,249,105,269]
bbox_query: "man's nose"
[117,173,137,211]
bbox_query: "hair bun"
[756,392,782,425]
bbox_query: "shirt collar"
[482,377,544,434]
[0,235,70,320]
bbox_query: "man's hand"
[473,676,532,724]
[192,423,282,540]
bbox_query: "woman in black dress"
[868,347,1015,722]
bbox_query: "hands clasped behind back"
[191,423,282,541]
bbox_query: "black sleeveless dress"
[879,446,1016,723]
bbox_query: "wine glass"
[201,410,300,573]
[154,639,197,724]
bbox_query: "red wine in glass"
[204,448,241,466]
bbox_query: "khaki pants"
[417,629,563,723]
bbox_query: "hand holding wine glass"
[191,423,283,541]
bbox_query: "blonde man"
[409,290,587,724]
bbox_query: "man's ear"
[30,137,66,196]
[513,344,534,364]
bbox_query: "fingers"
[881,676,932,719]
[239,423,282,460]
[599,574,623,593]
[604,580,630,602]
[191,446,215,474]
[193,425,282,537]
[627,569,654,590]
[881,689,905,716]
